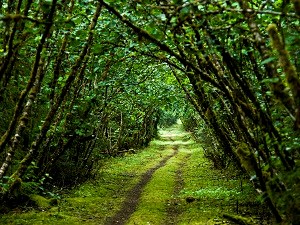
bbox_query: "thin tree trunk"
[2,1,103,198]
[0,58,48,179]
[0,0,57,153]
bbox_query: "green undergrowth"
[177,142,270,224]
[0,134,175,225]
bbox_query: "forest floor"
[0,124,272,225]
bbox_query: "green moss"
[30,194,52,209]
[0,131,174,225]
[176,141,262,224]
[127,149,188,225]
[223,213,255,225]
[0,210,82,225]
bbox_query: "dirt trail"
[104,143,179,225]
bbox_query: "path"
[104,144,179,225]
[0,125,271,225]
[104,126,270,225]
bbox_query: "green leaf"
[260,57,276,65]
[262,77,279,84]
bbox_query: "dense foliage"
[0,0,182,199]
[0,0,299,224]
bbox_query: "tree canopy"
[0,0,299,223]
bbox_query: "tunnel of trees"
[0,0,299,224]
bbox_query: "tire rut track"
[104,144,179,225]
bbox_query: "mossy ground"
[126,146,184,225]
[0,135,172,225]
[0,124,271,225]
[175,142,269,224]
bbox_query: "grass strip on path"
[125,127,193,225]
[125,146,189,225]
[165,152,192,225]
[104,145,179,225]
